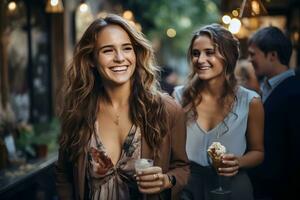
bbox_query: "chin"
[197,74,211,80]
[114,79,132,85]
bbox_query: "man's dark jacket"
[249,75,300,199]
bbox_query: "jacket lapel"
[76,151,87,200]
[141,132,154,161]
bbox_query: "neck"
[202,76,226,98]
[101,82,131,109]
[267,63,289,79]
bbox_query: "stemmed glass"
[208,142,231,200]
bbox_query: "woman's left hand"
[135,166,172,194]
[218,153,239,176]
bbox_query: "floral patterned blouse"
[87,124,142,200]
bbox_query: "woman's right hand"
[135,166,172,194]
[218,153,239,176]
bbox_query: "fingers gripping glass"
[135,159,154,200]
[207,142,231,200]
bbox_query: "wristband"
[167,174,176,187]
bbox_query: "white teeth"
[111,66,127,72]
[199,66,211,70]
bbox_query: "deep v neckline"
[195,98,237,135]
[94,124,136,166]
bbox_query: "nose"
[197,53,206,64]
[114,50,125,63]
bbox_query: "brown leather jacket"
[55,95,189,200]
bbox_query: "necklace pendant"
[113,115,120,126]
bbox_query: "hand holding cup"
[135,159,171,194]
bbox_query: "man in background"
[248,26,300,200]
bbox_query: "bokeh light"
[228,18,241,34]
[222,15,231,24]
[166,28,176,38]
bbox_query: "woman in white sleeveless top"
[173,24,264,200]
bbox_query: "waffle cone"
[211,157,227,169]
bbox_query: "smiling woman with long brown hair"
[173,24,264,200]
[55,14,189,200]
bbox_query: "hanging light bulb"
[45,0,64,13]
[8,1,17,12]
[239,0,267,18]
[79,2,89,13]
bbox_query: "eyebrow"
[192,47,215,51]
[99,43,133,50]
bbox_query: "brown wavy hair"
[58,14,168,161]
[182,24,239,121]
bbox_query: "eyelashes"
[191,50,216,58]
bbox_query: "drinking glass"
[208,142,231,200]
[134,158,153,172]
[135,159,154,200]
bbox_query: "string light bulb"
[239,0,267,18]
[8,1,17,11]
[45,0,64,13]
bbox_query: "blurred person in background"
[159,65,179,95]
[248,26,300,200]
[235,59,261,94]
[55,14,189,200]
[173,24,264,200]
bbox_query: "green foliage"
[32,118,60,152]
[15,124,36,156]
[15,118,60,155]
[122,0,221,56]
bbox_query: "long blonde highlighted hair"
[58,14,168,161]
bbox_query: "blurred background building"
[0,0,299,199]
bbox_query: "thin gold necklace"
[100,99,127,126]
[113,114,120,126]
